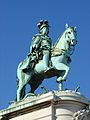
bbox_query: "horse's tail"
[16,78,19,89]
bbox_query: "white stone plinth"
[0,91,90,120]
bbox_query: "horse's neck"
[55,33,67,50]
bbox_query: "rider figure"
[29,20,52,71]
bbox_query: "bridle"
[65,30,76,55]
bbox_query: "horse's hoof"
[56,77,63,83]
[45,67,50,72]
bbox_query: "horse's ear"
[65,23,69,29]
[74,26,76,31]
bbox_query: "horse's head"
[53,24,77,56]
[65,24,77,47]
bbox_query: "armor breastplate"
[40,35,51,47]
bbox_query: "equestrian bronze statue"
[16,20,77,101]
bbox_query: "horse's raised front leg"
[62,66,69,80]
[55,63,69,83]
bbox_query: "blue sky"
[0,0,90,109]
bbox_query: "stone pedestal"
[0,91,90,120]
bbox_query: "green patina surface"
[16,20,77,101]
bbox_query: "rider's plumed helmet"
[37,20,49,30]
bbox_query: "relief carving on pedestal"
[72,106,90,120]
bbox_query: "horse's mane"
[53,27,75,49]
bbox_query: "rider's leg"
[43,50,50,70]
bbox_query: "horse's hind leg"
[28,77,43,94]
